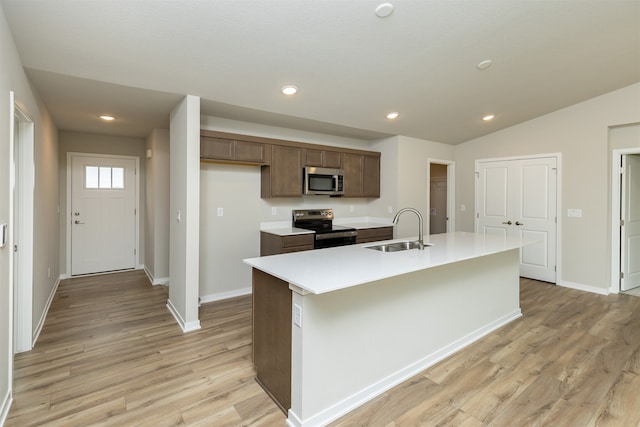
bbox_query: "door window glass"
[85,166,125,189]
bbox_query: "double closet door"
[476,156,557,283]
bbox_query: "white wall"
[58,131,146,276]
[0,2,59,421]
[169,95,201,332]
[145,128,170,284]
[455,83,640,292]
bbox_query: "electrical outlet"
[567,208,582,218]
[271,207,277,215]
[387,206,393,214]
[460,204,466,212]
[217,207,224,217]
[349,205,354,213]
[294,304,302,327]
[176,210,182,223]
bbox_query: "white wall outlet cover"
[217,207,224,217]
[294,304,302,327]
[567,208,583,218]
[271,207,277,215]
[176,210,182,223]
[460,204,466,212]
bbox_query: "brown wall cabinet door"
[304,149,343,169]
[261,145,303,197]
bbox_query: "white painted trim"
[427,158,455,234]
[0,388,12,427]
[31,277,61,348]
[143,266,169,286]
[166,299,201,333]
[65,153,140,276]
[474,152,562,284]
[199,287,251,304]
[12,100,35,354]
[558,280,610,295]
[287,309,522,427]
[611,147,640,294]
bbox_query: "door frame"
[610,148,640,294]
[474,152,562,283]
[11,95,35,353]
[427,159,455,234]
[66,152,140,276]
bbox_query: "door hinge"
[554,266,557,272]
[620,219,625,226]
[475,171,479,178]
[620,271,624,279]
[476,213,479,219]
[620,166,625,175]
[134,208,137,215]
[134,248,136,255]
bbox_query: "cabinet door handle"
[74,220,85,225]
[502,221,512,225]
[515,221,524,226]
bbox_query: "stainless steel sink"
[365,241,432,252]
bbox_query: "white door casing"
[70,154,137,276]
[12,97,35,353]
[621,154,640,291]
[476,156,558,283]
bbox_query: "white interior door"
[477,156,557,283]
[477,161,513,238]
[621,154,640,291]
[513,158,557,282]
[71,155,136,275]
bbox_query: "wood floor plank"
[7,271,640,426]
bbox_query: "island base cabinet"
[286,249,521,426]
[252,269,292,413]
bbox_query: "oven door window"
[315,235,356,249]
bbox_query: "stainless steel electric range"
[292,209,358,249]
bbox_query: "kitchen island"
[244,231,527,427]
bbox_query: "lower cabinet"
[260,232,314,256]
[355,226,393,244]
[252,269,291,413]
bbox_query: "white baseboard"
[558,280,609,295]
[31,276,62,348]
[287,309,522,427]
[166,299,201,333]
[143,266,169,286]
[0,388,12,427]
[199,287,251,304]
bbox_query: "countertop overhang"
[244,231,534,295]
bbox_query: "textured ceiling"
[3,0,639,143]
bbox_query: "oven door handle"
[315,230,358,240]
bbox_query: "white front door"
[621,154,640,291]
[477,156,558,283]
[71,155,137,275]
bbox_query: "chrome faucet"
[393,207,425,249]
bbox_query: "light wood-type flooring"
[6,271,640,426]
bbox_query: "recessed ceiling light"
[281,85,298,95]
[482,114,495,121]
[99,115,116,121]
[386,112,399,120]
[375,3,394,18]
[476,59,493,70]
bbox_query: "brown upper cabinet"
[343,153,380,198]
[261,145,303,198]
[201,133,270,165]
[304,149,343,169]
[200,130,380,199]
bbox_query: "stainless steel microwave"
[303,167,344,195]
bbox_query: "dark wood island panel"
[252,268,292,413]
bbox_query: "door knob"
[74,220,85,225]
[515,221,524,226]
[502,221,512,225]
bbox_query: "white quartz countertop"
[244,231,531,295]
